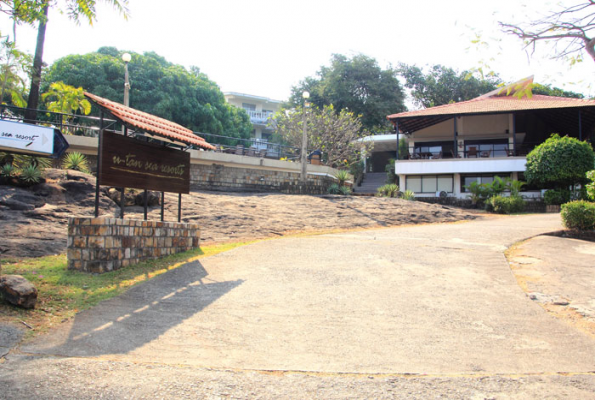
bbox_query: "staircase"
[353,172,388,195]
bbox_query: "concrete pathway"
[2,214,595,398]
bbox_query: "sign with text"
[0,119,68,158]
[99,131,190,194]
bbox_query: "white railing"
[246,110,275,124]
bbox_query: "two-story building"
[385,77,595,198]
[224,92,282,155]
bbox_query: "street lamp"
[122,53,131,107]
[301,91,310,184]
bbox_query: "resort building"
[224,92,282,147]
[383,77,595,198]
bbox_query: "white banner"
[0,119,55,155]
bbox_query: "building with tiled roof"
[367,77,595,198]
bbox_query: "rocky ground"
[0,169,479,259]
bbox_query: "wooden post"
[178,193,182,223]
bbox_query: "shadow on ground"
[24,260,243,357]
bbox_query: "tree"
[23,0,129,122]
[531,83,584,98]
[41,81,91,129]
[43,47,253,141]
[500,1,595,65]
[288,54,406,133]
[399,64,501,109]
[273,104,373,168]
[525,134,595,190]
[0,39,31,107]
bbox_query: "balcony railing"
[406,143,540,160]
[246,110,274,124]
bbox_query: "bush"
[62,152,90,173]
[334,170,351,186]
[338,185,351,196]
[544,188,571,205]
[19,165,42,184]
[486,195,525,214]
[377,184,399,197]
[401,190,415,201]
[561,200,595,230]
[327,183,340,194]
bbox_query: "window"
[242,103,256,111]
[406,175,453,193]
[461,174,511,192]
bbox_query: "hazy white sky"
[3,0,594,103]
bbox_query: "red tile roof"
[85,92,215,150]
[388,95,595,120]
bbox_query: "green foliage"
[334,170,350,186]
[43,48,253,143]
[587,170,595,201]
[19,164,41,184]
[525,134,595,188]
[1,163,15,177]
[531,83,584,99]
[465,181,489,205]
[398,137,408,160]
[561,200,595,231]
[327,183,340,194]
[41,81,91,128]
[544,188,571,205]
[385,158,396,184]
[401,190,415,201]
[288,54,406,132]
[0,40,32,107]
[338,185,352,196]
[486,195,525,214]
[61,151,90,173]
[273,104,372,167]
[349,160,364,185]
[509,179,526,196]
[398,64,500,108]
[377,184,399,198]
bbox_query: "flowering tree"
[273,104,373,168]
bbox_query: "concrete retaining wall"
[67,217,200,273]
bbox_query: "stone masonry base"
[67,217,200,273]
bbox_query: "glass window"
[422,176,437,192]
[461,174,511,192]
[242,103,256,111]
[407,176,422,192]
[437,176,453,192]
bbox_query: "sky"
[3,0,594,105]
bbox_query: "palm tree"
[24,0,129,122]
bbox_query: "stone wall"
[67,217,200,273]
[64,136,344,195]
[190,163,336,194]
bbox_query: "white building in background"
[224,92,282,143]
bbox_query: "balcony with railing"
[246,110,275,125]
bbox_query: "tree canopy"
[272,104,372,168]
[398,64,501,108]
[525,134,595,189]
[43,47,253,141]
[288,54,406,133]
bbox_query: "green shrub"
[385,158,396,184]
[19,165,42,184]
[334,170,350,186]
[338,185,352,196]
[1,164,15,178]
[486,195,525,214]
[401,190,415,201]
[587,170,595,201]
[544,188,571,205]
[377,184,399,198]
[327,183,341,194]
[62,152,90,173]
[561,200,595,230]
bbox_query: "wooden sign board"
[99,131,190,194]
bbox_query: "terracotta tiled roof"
[387,95,595,120]
[85,92,215,150]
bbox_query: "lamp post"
[301,91,310,184]
[122,52,131,107]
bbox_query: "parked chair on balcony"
[235,144,244,155]
[480,150,491,158]
[467,147,478,158]
[431,151,443,159]
[258,149,267,158]
[409,152,420,160]
[246,147,256,157]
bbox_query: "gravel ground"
[2,355,595,399]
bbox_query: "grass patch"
[0,241,253,336]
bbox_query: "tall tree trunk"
[24,3,49,123]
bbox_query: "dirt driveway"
[2,214,595,398]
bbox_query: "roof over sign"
[85,92,216,150]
